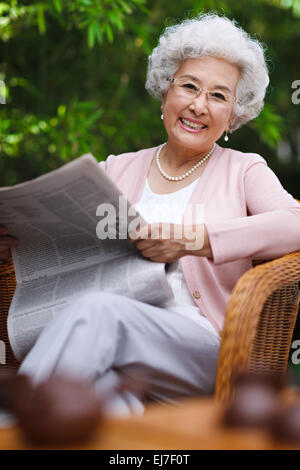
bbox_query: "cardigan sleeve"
[206,161,300,265]
[98,154,116,174]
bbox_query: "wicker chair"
[215,252,300,402]
[1,248,300,403]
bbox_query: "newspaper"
[0,154,173,361]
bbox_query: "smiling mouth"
[180,118,207,130]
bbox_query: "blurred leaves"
[0,0,147,44]
[0,0,299,190]
[249,104,285,149]
[0,98,104,183]
[264,0,300,17]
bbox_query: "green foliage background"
[1,0,300,381]
[1,0,300,197]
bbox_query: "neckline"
[145,175,200,196]
[131,143,223,205]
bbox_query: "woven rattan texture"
[215,252,300,403]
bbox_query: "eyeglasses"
[169,77,238,105]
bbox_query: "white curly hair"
[145,13,270,132]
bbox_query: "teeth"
[181,118,206,130]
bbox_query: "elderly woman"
[1,13,300,416]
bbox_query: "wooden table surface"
[1,394,300,450]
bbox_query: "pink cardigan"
[99,143,300,333]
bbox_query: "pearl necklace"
[156,143,216,181]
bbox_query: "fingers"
[128,223,163,242]
[128,223,181,262]
[0,235,19,248]
[127,222,142,242]
[135,239,155,250]
[137,239,181,262]
[128,223,151,242]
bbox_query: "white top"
[134,177,215,330]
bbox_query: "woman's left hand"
[127,223,212,263]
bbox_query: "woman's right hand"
[0,225,19,263]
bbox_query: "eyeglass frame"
[168,77,239,105]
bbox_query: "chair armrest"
[215,251,300,403]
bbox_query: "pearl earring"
[224,131,229,142]
[161,113,164,120]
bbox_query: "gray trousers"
[19,292,220,417]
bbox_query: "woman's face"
[161,56,240,156]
